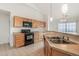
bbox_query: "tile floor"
[0,41,44,56]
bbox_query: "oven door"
[25,33,34,45]
[27,34,33,40]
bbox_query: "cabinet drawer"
[15,43,24,47]
[13,33,25,47]
[15,38,24,42]
[15,35,24,39]
[15,35,24,37]
[16,41,24,44]
[15,40,24,45]
[15,37,24,40]
[16,39,24,43]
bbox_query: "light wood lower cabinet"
[52,49,69,56]
[44,38,70,56]
[13,33,25,48]
[34,32,44,43]
[44,38,52,56]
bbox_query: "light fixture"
[49,3,53,22]
[60,4,68,22]
[62,4,68,14]
[50,17,53,22]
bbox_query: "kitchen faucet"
[61,36,69,41]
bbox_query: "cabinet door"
[34,32,44,43]
[52,49,69,56]
[34,32,39,43]
[39,21,44,28]
[13,16,23,27]
[44,38,48,56]
[14,33,25,47]
[37,21,44,28]
[32,20,46,28]
[32,20,38,28]
[44,39,52,56]
[43,22,46,28]
[39,32,43,41]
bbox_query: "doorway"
[0,9,10,45]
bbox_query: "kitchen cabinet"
[52,49,69,56]
[40,21,46,28]
[32,20,37,28]
[34,32,44,43]
[13,16,23,27]
[44,37,70,56]
[37,21,45,28]
[13,16,32,27]
[13,33,25,47]
[13,16,46,28]
[44,37,52,56]
[32,20,46,28]
[23,18,32,22]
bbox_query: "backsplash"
[12,28,45,33]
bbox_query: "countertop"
[45,36,79,56]
[44,31,79,36]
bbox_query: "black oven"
[25,33,34,45]
[21,29,34,46]
[23,21,32,28]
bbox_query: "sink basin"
[50,39,76,44]
[47,36,77,44]
[47,37,61,39]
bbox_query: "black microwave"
[23,21,32,28]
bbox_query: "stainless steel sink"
[50,39,76,44]
[47,37,76,44]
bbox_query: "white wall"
[0,3,45,47]
[0,3,44,20]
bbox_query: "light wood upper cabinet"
[13,16,23,27]
[32,20,46,28]
[32,20,38,28]
[23,18,32,22]
[13,16,32,27]
[13,16,46,28]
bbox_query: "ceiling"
[31,3,79,19]
[32,3,50,16]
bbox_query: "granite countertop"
[44,31,79,36]
[45,36,79,56]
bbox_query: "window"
[58,23,66,32]
[58,22,76,33]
